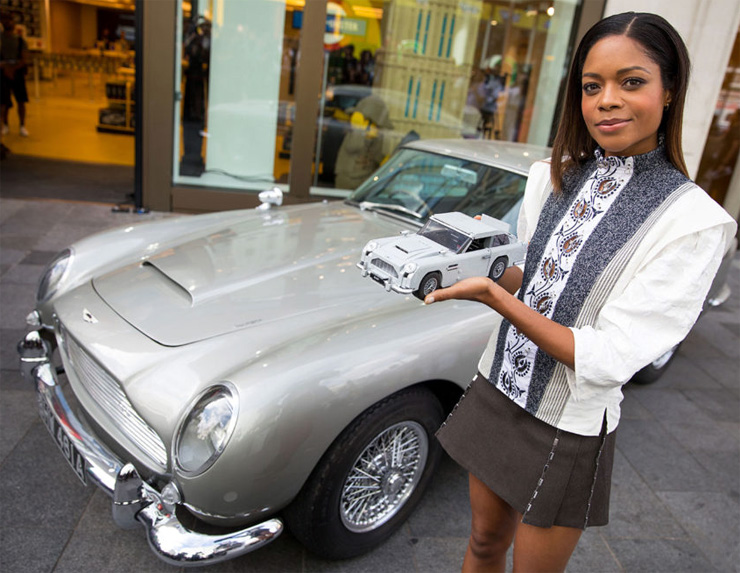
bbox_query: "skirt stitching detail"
[523,429,562,517]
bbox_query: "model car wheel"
[489,256,508,281]
[284,387,444,559]
[414,272,441,301]
[630,342,682,385]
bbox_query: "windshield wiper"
[359,201,424,220]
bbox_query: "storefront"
[141,0,604,212]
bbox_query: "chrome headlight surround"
[402,262,417,276]
[173,383,239,477]
[37,248,73,303]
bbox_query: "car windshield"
[347,147,527,231]
[418,219,471,253]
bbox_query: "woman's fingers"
[424,277,493,304]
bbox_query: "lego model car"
[358,212,526,299]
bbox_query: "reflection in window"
[350,148,526,225]
[174,0,300,191]
[314,0,579,194]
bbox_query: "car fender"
[174,299,501,526]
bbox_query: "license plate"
[38,394,87,485]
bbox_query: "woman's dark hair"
[550,12,691,192]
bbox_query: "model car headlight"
[37,249,72,303]
[174,384,238,476]
[403,262,417,275]
[364,241,378,255]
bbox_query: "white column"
[604,0,740,184]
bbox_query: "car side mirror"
[400,230,411,236]
[256,187,284,211]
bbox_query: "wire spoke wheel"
[285,388,443,559]
[340,421,428,533]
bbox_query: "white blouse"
[479,160,737,435]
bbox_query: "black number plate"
[38,394,87,485]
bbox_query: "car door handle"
[482,253,491,259]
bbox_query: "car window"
[418,219,471,253]
[492,234,510,247]
[349,148,528,233]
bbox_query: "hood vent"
[141,261,194,306]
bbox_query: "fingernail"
[424,296,434,304]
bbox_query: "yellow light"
[490,19,498,26]
[547,6,555,16]
[352,6,383,19]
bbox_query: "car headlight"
[37,249,72,303]
[174,384,238,476]
[364,241,378,255]
[403,262,417,275]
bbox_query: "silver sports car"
[17,139,734,566]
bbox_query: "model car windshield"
[418,219,471,253]
[347,148,527,226]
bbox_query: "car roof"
[402,139,552,176]
[432,212,507,237]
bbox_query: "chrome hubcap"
[340,421,428,533]
[422,278,438,295]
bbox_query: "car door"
[453,237,491,281]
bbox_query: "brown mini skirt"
[436,373,616,529]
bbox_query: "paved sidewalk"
[1,197,738,572]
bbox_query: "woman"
[426,12,736,572]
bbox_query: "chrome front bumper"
[356,262,414,294]
[18,330,283,567]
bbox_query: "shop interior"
[0,0,135,166]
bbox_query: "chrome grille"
[371,258,398,278]
[59,326,168,467]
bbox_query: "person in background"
[116,29,130,53]
[0,11,30,137]
[427,12,736,572]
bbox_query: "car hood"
[93,203,408,346]
[373,235,447,266]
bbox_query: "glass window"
[348,147,526,226]
[173,0,300,191]
[311,0,580,195]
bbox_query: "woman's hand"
[424,277,498,306]
[425,274,575,370]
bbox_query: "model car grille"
[370,258,398,278]
[58,325,168,467]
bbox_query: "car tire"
[284,387,445,559]
[489,256,508,281]
[414,272,441,301]
[630,342,682,385]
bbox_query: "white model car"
[358,212,526,299]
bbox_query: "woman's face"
[581,35,670,157]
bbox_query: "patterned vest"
[489,145,694,426]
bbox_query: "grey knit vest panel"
[489,146,690,423]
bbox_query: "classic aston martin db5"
[17,139,734,566]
